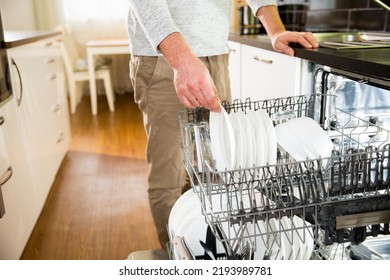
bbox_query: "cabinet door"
[8,40,70,224]
[241,45,302,101]
[227,41,241,102]
[30,52,70,200]
[0,98,38,259]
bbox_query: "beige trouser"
[129,54,231,248]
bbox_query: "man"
[127,0,318,248]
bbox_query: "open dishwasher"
[170,68,390,260]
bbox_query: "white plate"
[280,217,293,260]
[174,206,205,258]
[168,190,193,228]
[174,192,236,259]
[253,220,267,260]
[247,110,267,167]
[172,191,226,259]
[169,190,201,260]
[267,218,284,260]
[275,117,333,162]
[292,215,310,260]
[287,117,333,160]
[209,104,236,171]
[236,111,253,168]
[229,112,245,169]
[256,109,277,166]
[275,121,311,161]
[168,190,199,238]
[301,221,315,260]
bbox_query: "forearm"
[256,5,286,38]
[254,4,318,56]
[158,32,196,71]
[158,32,220,112]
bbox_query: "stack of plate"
[209,105,277,171]
[209,106,333,169]
[275,116,333,162]
[172,106,325,260]
[168,190,228,260]
[169,192,315,260]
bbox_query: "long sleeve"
[127,0,231,56]
[128,0,179,53]
[246,0,277,15]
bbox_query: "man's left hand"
[271,31,319,56]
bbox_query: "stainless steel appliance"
[311,65,390,136]
[172,64,390,260]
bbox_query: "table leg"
[87,49,98,115]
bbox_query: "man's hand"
[271,31,319,56]
[257,5,319,56]
[158,32,221,112]
[172,54,221,111]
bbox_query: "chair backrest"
[56,25,84,79]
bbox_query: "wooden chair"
[59,26,115,114]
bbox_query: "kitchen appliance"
[0,10,12,106]
[314,32,390,50]
[172,65,390,260]
[312,65,390,132]
[0,9,12,219]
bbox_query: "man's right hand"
[158,32,221,112]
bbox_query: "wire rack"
[177,94,390,260]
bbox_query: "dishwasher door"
[175,66,390,260]
[312,66,390,131]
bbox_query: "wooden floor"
[21,94,161,260]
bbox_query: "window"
[62,0,129,22]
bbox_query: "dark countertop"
[4,30,62,48]
[228,32,390,82]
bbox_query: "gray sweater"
[127,0,276,57]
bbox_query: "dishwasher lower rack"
[177,95,390,260]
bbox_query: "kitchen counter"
[229,32,390,83]
[4,30,62,48]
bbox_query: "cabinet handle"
[0,166,11,218]
[52,104,62,112]
[57,132,65,143]
[46,58,56,64]
[0,166,12,187]
[47,73,57,80]
[0,116,4,126]
[253,55,273,64]
[11,58,23,106]
[230,48,237,53]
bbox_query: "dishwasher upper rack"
[178,95,390,259]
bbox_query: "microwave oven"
[0,10,11,107]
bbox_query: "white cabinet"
[241,44,302,101]
[0,36,70,259]
[0,98,38,259]
[8,38,70,204]
[0,105,11,219]
[227,40,242,101]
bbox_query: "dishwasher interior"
[171,68,390,260]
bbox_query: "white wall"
[0,0,36,30]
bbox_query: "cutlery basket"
[176,94,390,260]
